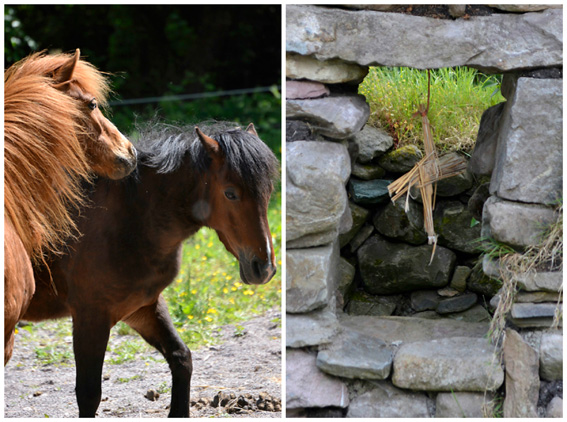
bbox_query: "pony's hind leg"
[124,295,192,418]
[72,311,112,417]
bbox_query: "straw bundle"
[387,71,467,263]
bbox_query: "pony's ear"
[246,123,258,137]
[53,49,80,84]
[195,127,221,156]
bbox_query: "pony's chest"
[112,245,180,283]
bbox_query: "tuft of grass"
[359,66,505,153]
[105,339,155,365]
[116,375,142,383]
[34,344,73,366]
[162,187,282,349]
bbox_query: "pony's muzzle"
[109,145,137,180]
[239,253,276,285]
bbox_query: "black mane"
[134,121,279,200]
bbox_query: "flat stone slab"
[287,95,370,139]
[451,266,472,292]
[287,308,339,348]
[339,201,369,248]
[482,196,557,249]
[286,80,329,99]
[346,381,430,418]
[547,396,563,418]
[286,349,349,409]
[346,292,397,317]
[336,256,355,297]
[316,329,393,379]
[286,241,338,313]
[509,303,562,328]
[339,315,489,346]
[351,125,393,163]
[503,329,539,417]
[350,162,385,180]
[469,102,505,177]
[287,5,562,73]
[410,290,442,312]
[286,52,368,84]
[348,178,391,205]
[344,223,374,254]
[445,304,492,323]
[393,337,504,392]
[515,271,563,293]
[490,77,562,204]
[436,293,478,314]
[540,332,563,381]
[489,4,562,12]
[511,303,560,319]
[286,141,350,248]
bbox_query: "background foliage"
[5,5,281,154]
[6,5,282,351]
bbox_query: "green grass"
[359,66,505,153]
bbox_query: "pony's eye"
[88,99,97,110]
[224,189,238,201]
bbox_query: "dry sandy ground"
[4,309,282,418]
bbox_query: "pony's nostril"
[116,155,133,168]
[252,258,262,280]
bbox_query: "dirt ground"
[4,309,282,418]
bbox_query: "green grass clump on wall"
[359,66,505,154]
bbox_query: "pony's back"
[4,52,95,263]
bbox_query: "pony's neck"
[129,164,206,253]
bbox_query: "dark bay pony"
[25,122,279,417]
[4,49,137,364]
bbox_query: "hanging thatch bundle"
[387,71,467,263]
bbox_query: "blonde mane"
[4,51,112,263]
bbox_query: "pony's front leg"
[124,295,192,417]
[72,311,112,417]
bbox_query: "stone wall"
[286,4,562,418]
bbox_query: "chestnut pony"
[4,49,137,364]
[25,122,279,417]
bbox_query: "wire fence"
[108,85,280,107]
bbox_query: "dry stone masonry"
[286,4,562,418]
